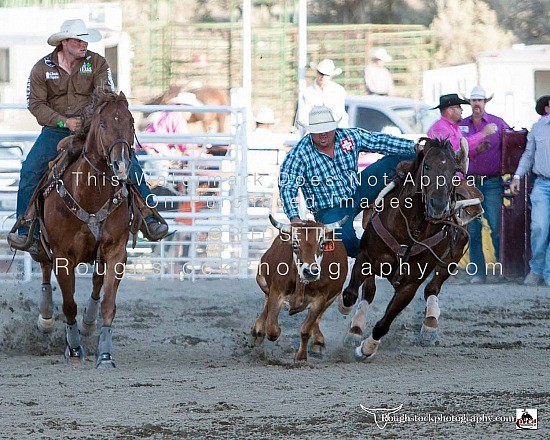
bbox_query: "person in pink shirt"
[427,93,497,154]
[141,92,202,156]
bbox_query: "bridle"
[414,145,459,219]
[82,100,133,177]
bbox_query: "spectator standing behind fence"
[297,59,349,135]
[510,95,550,287]
[459,86,510,284]
[363,48,395,96]
[248,106,281,168]
[7,19,168,254]
[141,92,202,157]
[427,93,497,153]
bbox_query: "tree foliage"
[501,0,550,44]
[430,0,515,66]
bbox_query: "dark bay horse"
[35,90,133,368]
[341,137,483,360]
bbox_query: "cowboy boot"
[138,206,169,241]
[7,218,40,253]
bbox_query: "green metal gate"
[129,23,435,127]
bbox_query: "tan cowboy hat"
[167,92,202,106]
[464,85,494,101]
[253,106,278,124]
[47,19,102,46]
[309,59,342,76]
[371,48,392,63]
[299,105,341,134]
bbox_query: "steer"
[252,214,348,362]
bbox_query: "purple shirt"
[459,113,510,176]
[427,117,485,155]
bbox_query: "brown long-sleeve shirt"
[26,48,115,127]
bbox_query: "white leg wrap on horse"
[97,326,113,355]
[355,335,380,358]
[83,296,100,325]
[38,314,55,331]
[425,295,440,320]
[66,323,81,348]
[351,300,369,331]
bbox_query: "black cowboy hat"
[432,93,470,110]
[535,95,550,116]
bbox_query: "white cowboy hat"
[299,105,341,134]
[253,106,278,124]
[309,59,342,76]
[47,19,102,46]
[371,48,392,63]
[168,92,202,106]
[464,85,494,101]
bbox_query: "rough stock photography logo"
[360,404,403,429]
[516,409,537,430]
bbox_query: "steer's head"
[269,215,348,284]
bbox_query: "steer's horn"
[456,137,469,174]
[269,214,291,234]
[324,215,349,232]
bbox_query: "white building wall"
[0,5,130,131]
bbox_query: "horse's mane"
[393,137,456,191]
[75,88,119,142]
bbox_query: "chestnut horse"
[34,90,133,368]
[341,137,482,360]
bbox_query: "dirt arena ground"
[0,274,548,439]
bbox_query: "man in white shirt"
[363,48,395,96]
[297,59,349,134]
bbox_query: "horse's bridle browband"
[82,101,133,176]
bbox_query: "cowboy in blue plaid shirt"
[279,105,415,257]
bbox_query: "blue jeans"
[315,153,415,257]
[468,176,502,277]
[528,178,550,282]
[17,126,152,235]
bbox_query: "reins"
[373,143,465,265]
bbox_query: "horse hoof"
[96,353,116,369]
[309,343,325,358]
[344,332,363,348]
[338,295,352,315]
[64,345,85,365]
[37,314,54,334]
[419,323,439,346]
[250,329,265,347]
[354,338,379,361]
[80,319,96,336]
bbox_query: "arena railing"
[0,102,285,281]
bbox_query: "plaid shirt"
[279,128,415,219]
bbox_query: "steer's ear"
[269,214,291,234]
[415,137,428,154]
